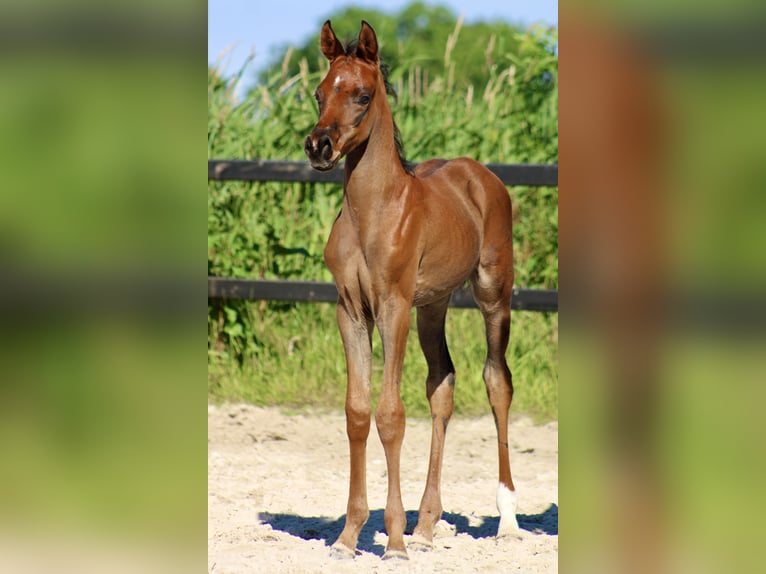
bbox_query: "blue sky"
[209,0,558,88]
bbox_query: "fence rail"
[208,159,558,187]
[208,159,558,312]
[208,277,558,312]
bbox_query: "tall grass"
[209,304,558,420]
[208,26,558,420]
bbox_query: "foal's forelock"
[342,40,397,100]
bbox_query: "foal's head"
[304,20,383,172]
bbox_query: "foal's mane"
[344,39,412,173]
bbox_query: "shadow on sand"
[259,503,557,556]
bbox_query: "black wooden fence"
[208,159,558,312]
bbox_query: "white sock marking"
[496,483,519,536]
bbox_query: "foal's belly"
[412,252,477,307]
[408,224,480,306]
[412,282,461,307]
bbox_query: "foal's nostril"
[319,135,333,160]
[305,132,334,164]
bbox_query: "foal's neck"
[343,99,408,211]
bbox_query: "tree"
[257,2,536,94]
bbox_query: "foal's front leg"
[375,296,412,560]
[331,301,373,558]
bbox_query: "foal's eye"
[357,95,370,106]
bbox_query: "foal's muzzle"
[304,130,337,171]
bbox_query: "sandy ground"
[208,403,557,573]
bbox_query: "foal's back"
[414,157,512,223]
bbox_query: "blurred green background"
[0,1,206,572]
[560,2,766,573]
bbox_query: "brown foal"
[304,20,519,560]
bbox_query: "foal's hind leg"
[472,262,521,539]
[411,297,455,550]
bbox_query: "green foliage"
[208,14,558,419]
[209,304,557,421]
[258,2,540,95]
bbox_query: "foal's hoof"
[433,519,457,538]
[330,542,356,559]
[408,534,434,553]
[496,527,525,542]
[382,549,409,561]
[496,516,523,541]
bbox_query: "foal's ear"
[356,20,379,63]
[320,20,344,62]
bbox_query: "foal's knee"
[375,397,405,446]
[345,399,371,442]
